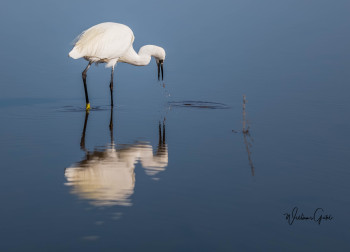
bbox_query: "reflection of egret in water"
[64,109,168,207]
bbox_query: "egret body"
[69,22,166,110]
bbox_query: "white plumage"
[69,22,166,109]
[69,23,133,67]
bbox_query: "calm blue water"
[0,0,350,251]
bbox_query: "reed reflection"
[65,109,168,207]
[243,129,254,176]
[242,95,255,176]
[233,95,255,176]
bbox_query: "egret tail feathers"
[68,47,83,59]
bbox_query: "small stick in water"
[242,95,249,134]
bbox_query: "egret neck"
[119,45,165,66]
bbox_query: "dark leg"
[158,122,162,146]
[80,111,89,151]
[163,120,166,143]
[157,62,160,80]
[109,66,114,107]
[82,61,92,110]
[109,107,114,143]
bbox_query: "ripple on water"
[168,101,230,109]
[58,105,111,112]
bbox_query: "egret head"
[151,46,165,81]
[139,45,165,80]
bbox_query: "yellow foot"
[86,103,91,110]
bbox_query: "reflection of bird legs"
[80,108,115,152]
[157,119,166,155]
[80,111,90,151]
[109,107,114,144]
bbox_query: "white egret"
[69,22,166,110]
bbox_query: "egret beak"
[157,61,160,80]
[157,60,164,81]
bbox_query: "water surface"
[0,0,350,251]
